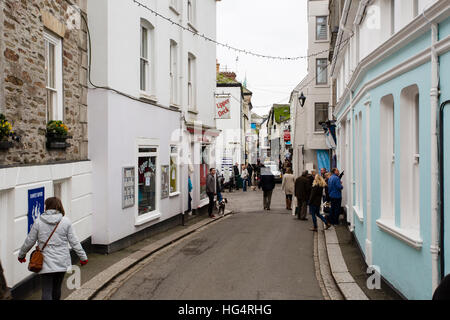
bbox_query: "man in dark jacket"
[259,166,275,210]
[206,168,217,218]
[295,171,312,220]
[0,260,11,300]
[233,163,240,190]
[247,164,253,188]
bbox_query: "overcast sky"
[217,0,309,117]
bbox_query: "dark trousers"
[310,205,328,229]
[297,200,308,220]
[263,190,273,209]
[41,272,66,300]
[188,193,192,212]
[207,192,215,216]
[330,197,342,225]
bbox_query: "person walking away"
[233,163,240,190]
[328,168,344,225]
[281,168,295,210]
[187,175,193,214]
[259,166,275,210]
[241,164,249,192]
[251,169,258,191]
[295,171,312,220]
[18,197,88,300]
[247,164,253,189]
[0,260,11,300]
[216,172,224,203]
[309,175,332,231]
[206,168,217,218]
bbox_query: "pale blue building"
[330,0,450,299]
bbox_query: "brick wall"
[0,0,88,166]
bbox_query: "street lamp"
[299,92,306,107]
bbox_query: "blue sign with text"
[28,187,45,234]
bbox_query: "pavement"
[17,184,398,301]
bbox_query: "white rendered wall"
[0,162,93,287]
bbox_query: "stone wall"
[0,0,88,166]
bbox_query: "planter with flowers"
[0,114,18,151]
[46,121,71,150]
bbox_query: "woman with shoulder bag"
[18,197,88,300]
[309,175,332,232]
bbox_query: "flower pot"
[0,140,13,151]
[46,134,70,150]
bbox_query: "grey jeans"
[263,190,273,209]
[41,272,66,300]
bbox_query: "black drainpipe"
[439,100,450,281]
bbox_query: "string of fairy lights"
[132,0,352,62]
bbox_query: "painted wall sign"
[28,187,45,233]
[216,97,231,119]
[122,167,135,209]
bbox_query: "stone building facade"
[0,0,93,291]
[0,0,88,164]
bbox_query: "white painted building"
[290,0,332,176]
[87,0,219,251]
[215,75,245,175]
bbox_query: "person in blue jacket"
[328,168,344,225]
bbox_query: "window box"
[0,140,13,151]
[46,133,71,150]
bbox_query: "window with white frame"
[187,0,196,26]
[138,146,158,216]
[380,94,395,221]
[316,16,328,40]
[170,40,178,105]
[188,53,196,110]
[354,112,363,217]
[400,85,420,233]
[316,58,328,85]
[44,30,63,122]
[315,103,329,132]
[140,20,154,94]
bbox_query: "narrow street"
[109,185,324,300]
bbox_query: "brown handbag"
[28,222,60,273]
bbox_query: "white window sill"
[140,93,158,103]
[169,5,180,15]
[315,84,330,88]
[376,219,423,250]
[188,108,198,114]
[187,22,197,33]
[169,191,180,197]
[170,103,180,109]
[135,212,161,227]
[315,39,329,43]
[353,205,364,222]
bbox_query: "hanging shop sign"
[122,167,135,209]
[284,130,291,142]
[215,96,231,119]
[28,187,45,233]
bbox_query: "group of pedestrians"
[283,168,344,232]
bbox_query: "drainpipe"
[439,100,450,281]
[430,23,440,293]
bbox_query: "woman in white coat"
[18,197,88,300]
[281,168,295,210]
